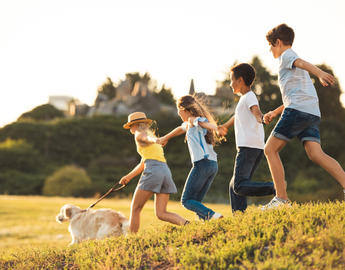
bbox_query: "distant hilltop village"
[49,78,235,118]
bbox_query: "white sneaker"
[261,196,291,210]
[211,212,223,220]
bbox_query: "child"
[157,95,223,220]
[262,23,345,209]
[218,63,275,212]
[119,112,188,233]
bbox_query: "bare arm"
[119,159,145,185]
[156,126,186,146]
[250,105,263,123]
[217,115,235,136]
[263,105,284,124]
[198,121,217,131]
[294,58,335,87]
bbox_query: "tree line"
[1,56,344,203]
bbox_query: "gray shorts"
[137,159,177,194]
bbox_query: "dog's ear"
[64,206,73,219]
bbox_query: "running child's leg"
[304,141,345,189]
[154,193,187,225]
[129,188,153,233]
[264,135,288,200]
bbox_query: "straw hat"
[123,112,153,129]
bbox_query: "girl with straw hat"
[120,112,188,233]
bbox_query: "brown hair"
[177,95,221,145]
[231,63,256,86]
[266,23,294,46]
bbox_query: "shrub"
[43,165,92,197]
[0,138,42,172]
[0,170,45,195]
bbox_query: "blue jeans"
[181,158,218,220]
[230,147,275,212]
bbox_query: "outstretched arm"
[156,126,186,146]
[294,59,335,87]
[217,115,235,136]
[263,104,284,124]
[198,121,217,131]
[119,159,145,185]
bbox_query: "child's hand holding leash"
[119,176,131,186]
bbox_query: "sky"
[1,0,345,127]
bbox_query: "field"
[0,195,225,255]
[1,195,345,269]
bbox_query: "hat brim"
[123,119,153,129]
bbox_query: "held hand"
[263,111,275,124]
[119,176,131,186]
[217,125,228,136]
[156,136,168,147]
[319,71,335,87]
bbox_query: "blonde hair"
[177,95,222,145]
[135,122,157,138]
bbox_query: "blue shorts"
[272,108,321,144]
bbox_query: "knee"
[155,211,166,221]
[306,149,321,164]
[233,183,241,195]
[264,144,274,157]
[181,197,191,209]
[230,177,242,195]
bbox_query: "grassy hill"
[1,196,345,269]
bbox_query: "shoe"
[261,196,291,210]
[211,212,223,220]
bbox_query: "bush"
[0,138,42,172]
[43,165,92,197]
[0,171,45,195]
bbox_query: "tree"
[154,84,175,105]
[311,64,345,119]
[250,56,282,113]
[97,77,117,101]
[17,104,65,121]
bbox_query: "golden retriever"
[56,204,129,245]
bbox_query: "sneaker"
[261,196,291,210]
[211,212,223,220]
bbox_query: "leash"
[86,182,126,210]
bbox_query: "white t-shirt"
[278,48,320,117]
[234,91,265,149]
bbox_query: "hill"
[1,199,345,269]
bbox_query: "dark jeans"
[181,158,218,220]
[230,147,275,212]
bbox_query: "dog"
[56,204,129,245]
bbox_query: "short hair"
[230,63,256,86]
[266,24,294,46]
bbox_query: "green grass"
[1,196,345,269]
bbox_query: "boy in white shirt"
[218,63,275,212]
[262,23,345,209]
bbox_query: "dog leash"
[86,182,126,210]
